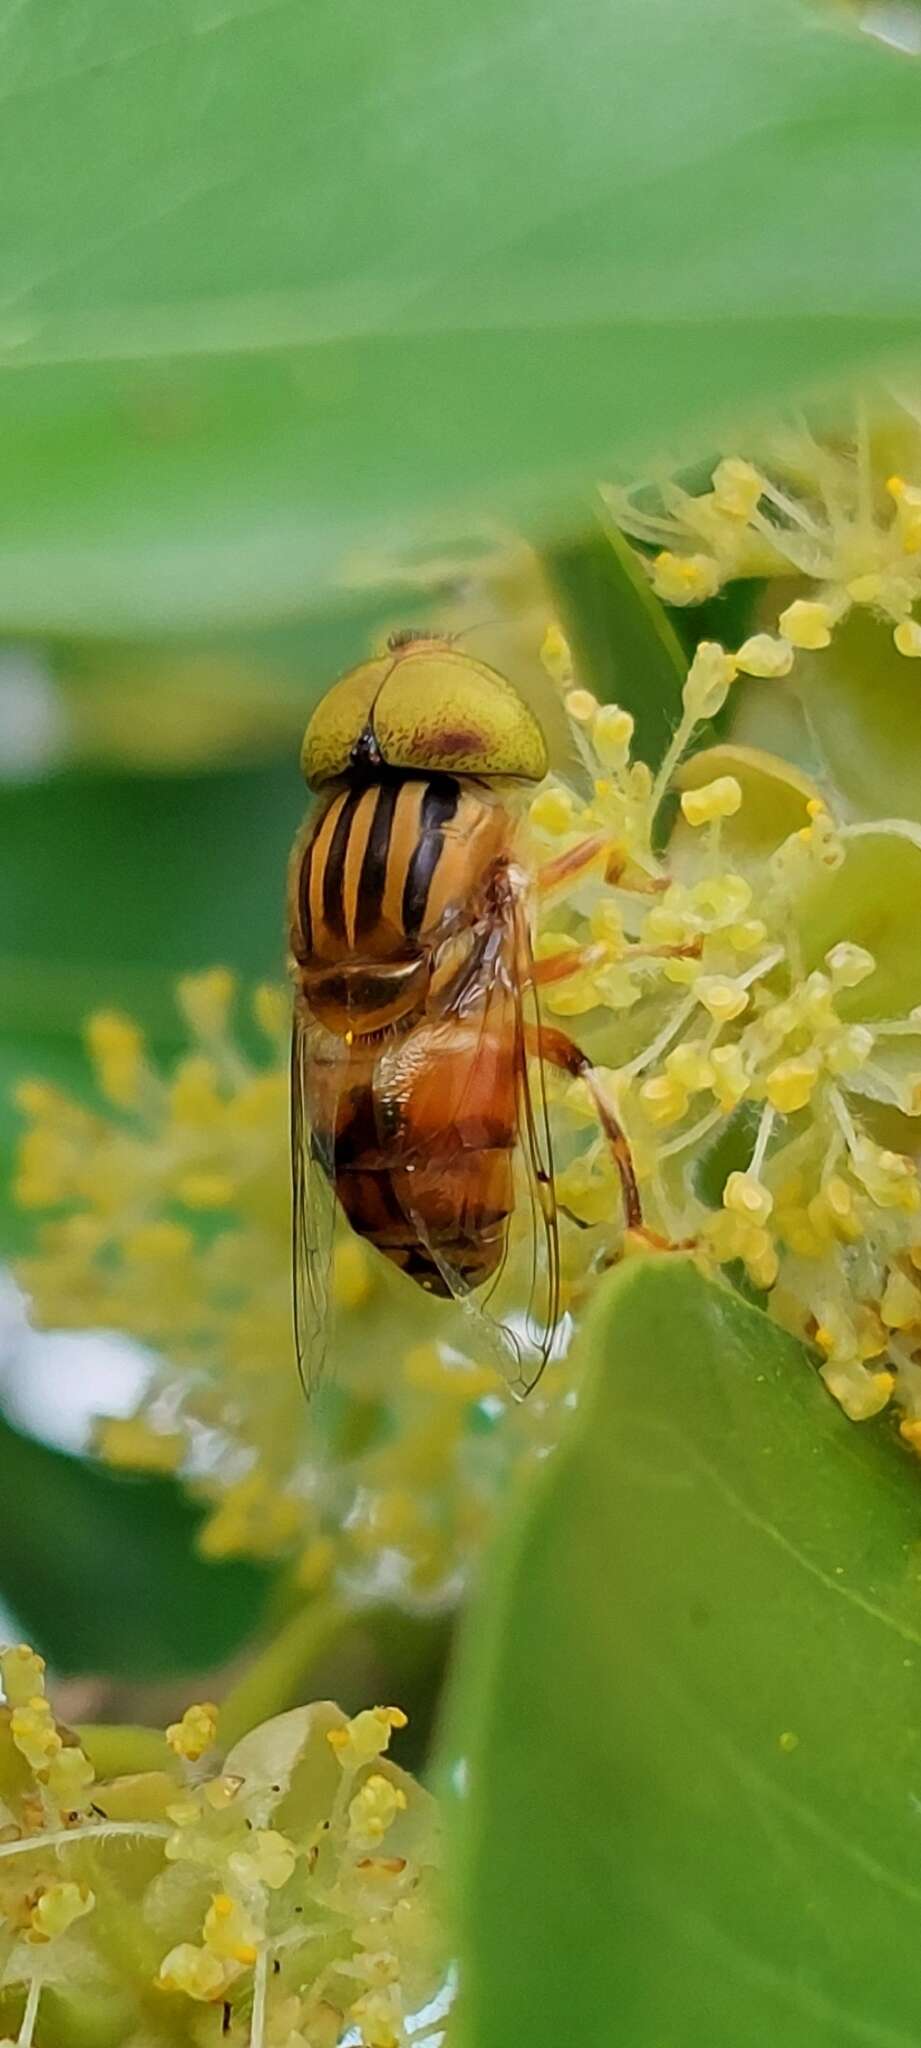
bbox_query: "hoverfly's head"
[300,633,549,791]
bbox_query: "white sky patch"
[0,647,68,780]
[860,2,921,53]
[0,1271,155,1455]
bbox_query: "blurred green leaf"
[0,761,303,1046]
[0,1409,274,1675]
[544,516,686,765]
[1,2,921,630]
[798,822,921,1017]
[796,611,921,827]
[444,1258,921,2048]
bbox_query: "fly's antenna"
[451,614,502,642]
[385,617,501,653]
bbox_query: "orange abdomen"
[326,1019,518,1295]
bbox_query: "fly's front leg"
[530,938,700,990]
[536,835,668,899]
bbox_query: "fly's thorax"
[289,772,515,1036]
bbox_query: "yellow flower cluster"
[527,633,921,1436]
[0,1644,447,2048]
[14,971,566,1598]
[604,412,921,669]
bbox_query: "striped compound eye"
[300,636,548,789]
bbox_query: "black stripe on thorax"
[322,786,364,941]
[298,833,314,956]
[355,780,400,940]
[402,778,459,937]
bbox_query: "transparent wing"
[506,874,563,1388]
[290,1006,339,1399]
[375,875,563,1399]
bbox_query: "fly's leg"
[525,1020,693,1252]
[536,836,668,899]
[525,1020,643,1232]
[530,939,700,990]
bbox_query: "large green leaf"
[0,761,303,1048]
[2,2,921,631]
[444,1258,921,2048]
[0,1410,275,1675]
[544,516,686,765]
[796,611,921,827]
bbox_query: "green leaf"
[444,1258,921,2048]
[0,1411,274,1675]
[3,2,921,631]
[0,762,303,1047]
[544,515,686,765]
[797,821,921,1017]
[796,611,921,827]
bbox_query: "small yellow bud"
[85,1011,144,1109]
[855,1304,887,1359]
[881,1268,921,1331]
[10,1698,62,1772]
[778,599,834,650]
[724,1172,773,1227]
[734,634,794,679]
[822,1360,894,1422]
[711,457,763,520]
[640,1073,690,1127]
[679,776,743,828]
[45,1743,95,1814]
[228,1828,297,1892]
[540,623,572,683]
[824,1175,861,1241]
[349,1989,401,2048]
[0,1644,46,1709]
[203,1892,259,1966]
[157,1943,229,2001]
[695,976,749,1024]
[166,1702,218,1763]
[825,941,875,989]
[650,551,721,606]
[327,1706,408,1768]
[563,687,597,723]
[253,982,288,1038]
[894,619,921,658]
[529,784,575,835]
[333,1237,373,1311]
[846,573,883,605]
[765,1059,819,1114]
[177,967,236,1040]
[689,873,751,923]
[745,1231,779,1292]
[682,642,738,720]
[888,477,921,552]
[30,1881,94,1944]
[665,1042,712,1093]
[348,1773,407,1848]
[593,703,635,764]
[727,918,767,954]
[97,1417,184,1474]
[709,1044,749,1110]
[825,1025,874,1077]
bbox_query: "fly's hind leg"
[526,1020,691,1253]
[525,1020,643,1234]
